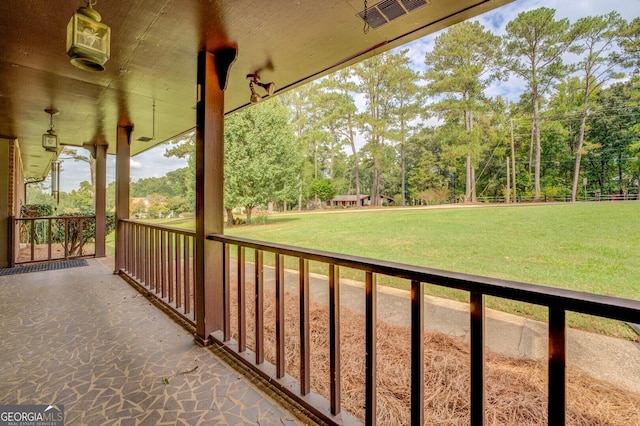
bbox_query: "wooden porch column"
[0,138,12,268]
[94,139,108,257]
[114,125,133,272]
[195,48,236,346]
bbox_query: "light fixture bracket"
[246,73,275,104]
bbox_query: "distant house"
[328,194,394,207]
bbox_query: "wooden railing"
[11,215,96,265]
[119,219,196,325]
[206,233,640,426]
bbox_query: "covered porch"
[2,0,640,425]
[0,258,304,425]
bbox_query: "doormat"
[0,259,89,276]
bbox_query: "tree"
[224,99,301,224]
[388,49,423,206]
[405,127,451,204]
[281,83,325,210]
[425,21,502,202]
[354,51,414,206]
[321,70,363,206]
[584,80,640,195]
[569,12,626,201]
[308,178,336,206]
[503,7,574,200]
[164,131,196,209]
[59,147,96,198]
[620,17,640,72]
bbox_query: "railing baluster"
[161,230,166,298]
[238,246,246,352]
[78,218,84,256]
[168,232,175,303]
[176,234,182,309]
[47,218,52,260]
[255,250,264,365]
[276,253,285,378]
[135,223,140,280]
[365,271,377,426]
[130,223,135,276]
[411,280,424,425]
[29,219,35,261]
[299,258,310,396]
[142,226,148,285]
[548,307,566,426]
[223,244,230,341]
[64,218,69,259]
[155,228,161,294]
[124,222,130,273]
[147,226,152,286]
[184,235,191,315]
[470,292,485,426]
[138,223,142,278]
[329,264,341,415]
[149,227,155,290]
[138,223,143,279]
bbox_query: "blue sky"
[57,0,640,193]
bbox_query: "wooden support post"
[194,48,236,346]
[94,140,108,257]
[115,125,132,272]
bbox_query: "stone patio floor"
[0,259,307,425]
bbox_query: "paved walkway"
[0,260,304,425]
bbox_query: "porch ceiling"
[0,0,512,180]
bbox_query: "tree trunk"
[298,174,303,211]
[571,109,589,202]
[533,94,542,201]
[528,126,534,175]
[465,154,472,202]
[89,155,96,198]
[510,119,517,203]
[372,165,380,206]
[350,129,361,208]
[245,206,252,224]
[464,106,474,203]
[471,165,476,202]
[226,207,234,226]
[401,141,406,206]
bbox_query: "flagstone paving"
[0,259,306,425]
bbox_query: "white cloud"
[130,159,143,169]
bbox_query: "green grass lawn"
[115,202,640,339]
[223,202,640,339]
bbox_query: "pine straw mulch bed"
[230,288,640,425]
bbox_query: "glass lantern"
[66,4,110,72]
[42,130,58,151]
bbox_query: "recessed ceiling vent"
[358,0,430,29]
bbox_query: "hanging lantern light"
[42,109,59,151]
[66,0,111,72]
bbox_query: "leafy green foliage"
[308,178,336,203]
[224,99,302,224]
